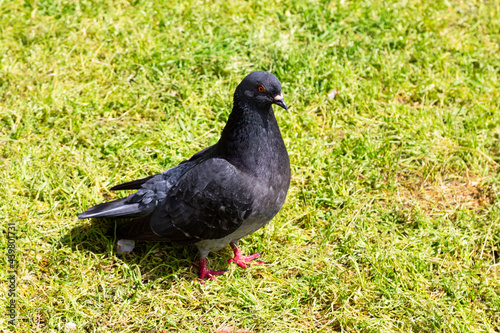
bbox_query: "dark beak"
[273,94,288,110]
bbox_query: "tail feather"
[78,197,142,219]
[110,175,156,191]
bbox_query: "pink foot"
[227,242,264,268]
[197,258,226,283]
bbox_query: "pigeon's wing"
[109,144,217,191]
[77,197,143,219]
[110,175,156,191]
[181,144,216,164]
[79,162,196,220]
[79,145,220,220]
[150,157,256,242]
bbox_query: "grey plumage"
[78,71,291,280]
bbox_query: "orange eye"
[257,85,266,93]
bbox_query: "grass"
[1,0,500,331]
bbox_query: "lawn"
[1,0,500,331]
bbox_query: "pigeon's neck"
[217,103,288,175]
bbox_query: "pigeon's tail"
[78,197,142,219]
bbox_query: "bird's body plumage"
[78,71,290,280]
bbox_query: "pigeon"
[78,71,291,281]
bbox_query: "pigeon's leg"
[196,251,226,282]
[198,258,226,281]
[227,241,263,268]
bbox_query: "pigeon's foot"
[198,258,226,282]
[228,242,263,269]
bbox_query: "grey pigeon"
[78,71,291,281]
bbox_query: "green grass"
[1,0,500,331]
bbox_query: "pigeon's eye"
[257,85,266,93]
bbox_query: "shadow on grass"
[57,218,219,284]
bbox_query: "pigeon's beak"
[273,94,288,110]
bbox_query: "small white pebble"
[65,322,77,332]
[117,239,135,254]
[328,90,340,99]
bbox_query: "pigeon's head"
[234,71,287,111]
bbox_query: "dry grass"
[395,173,495,214]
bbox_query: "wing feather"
[150,158,255,241]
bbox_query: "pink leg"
[227,242,263,268]
[198,258,226,282]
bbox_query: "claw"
[228,242,264,268]
[196,258,226,283]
